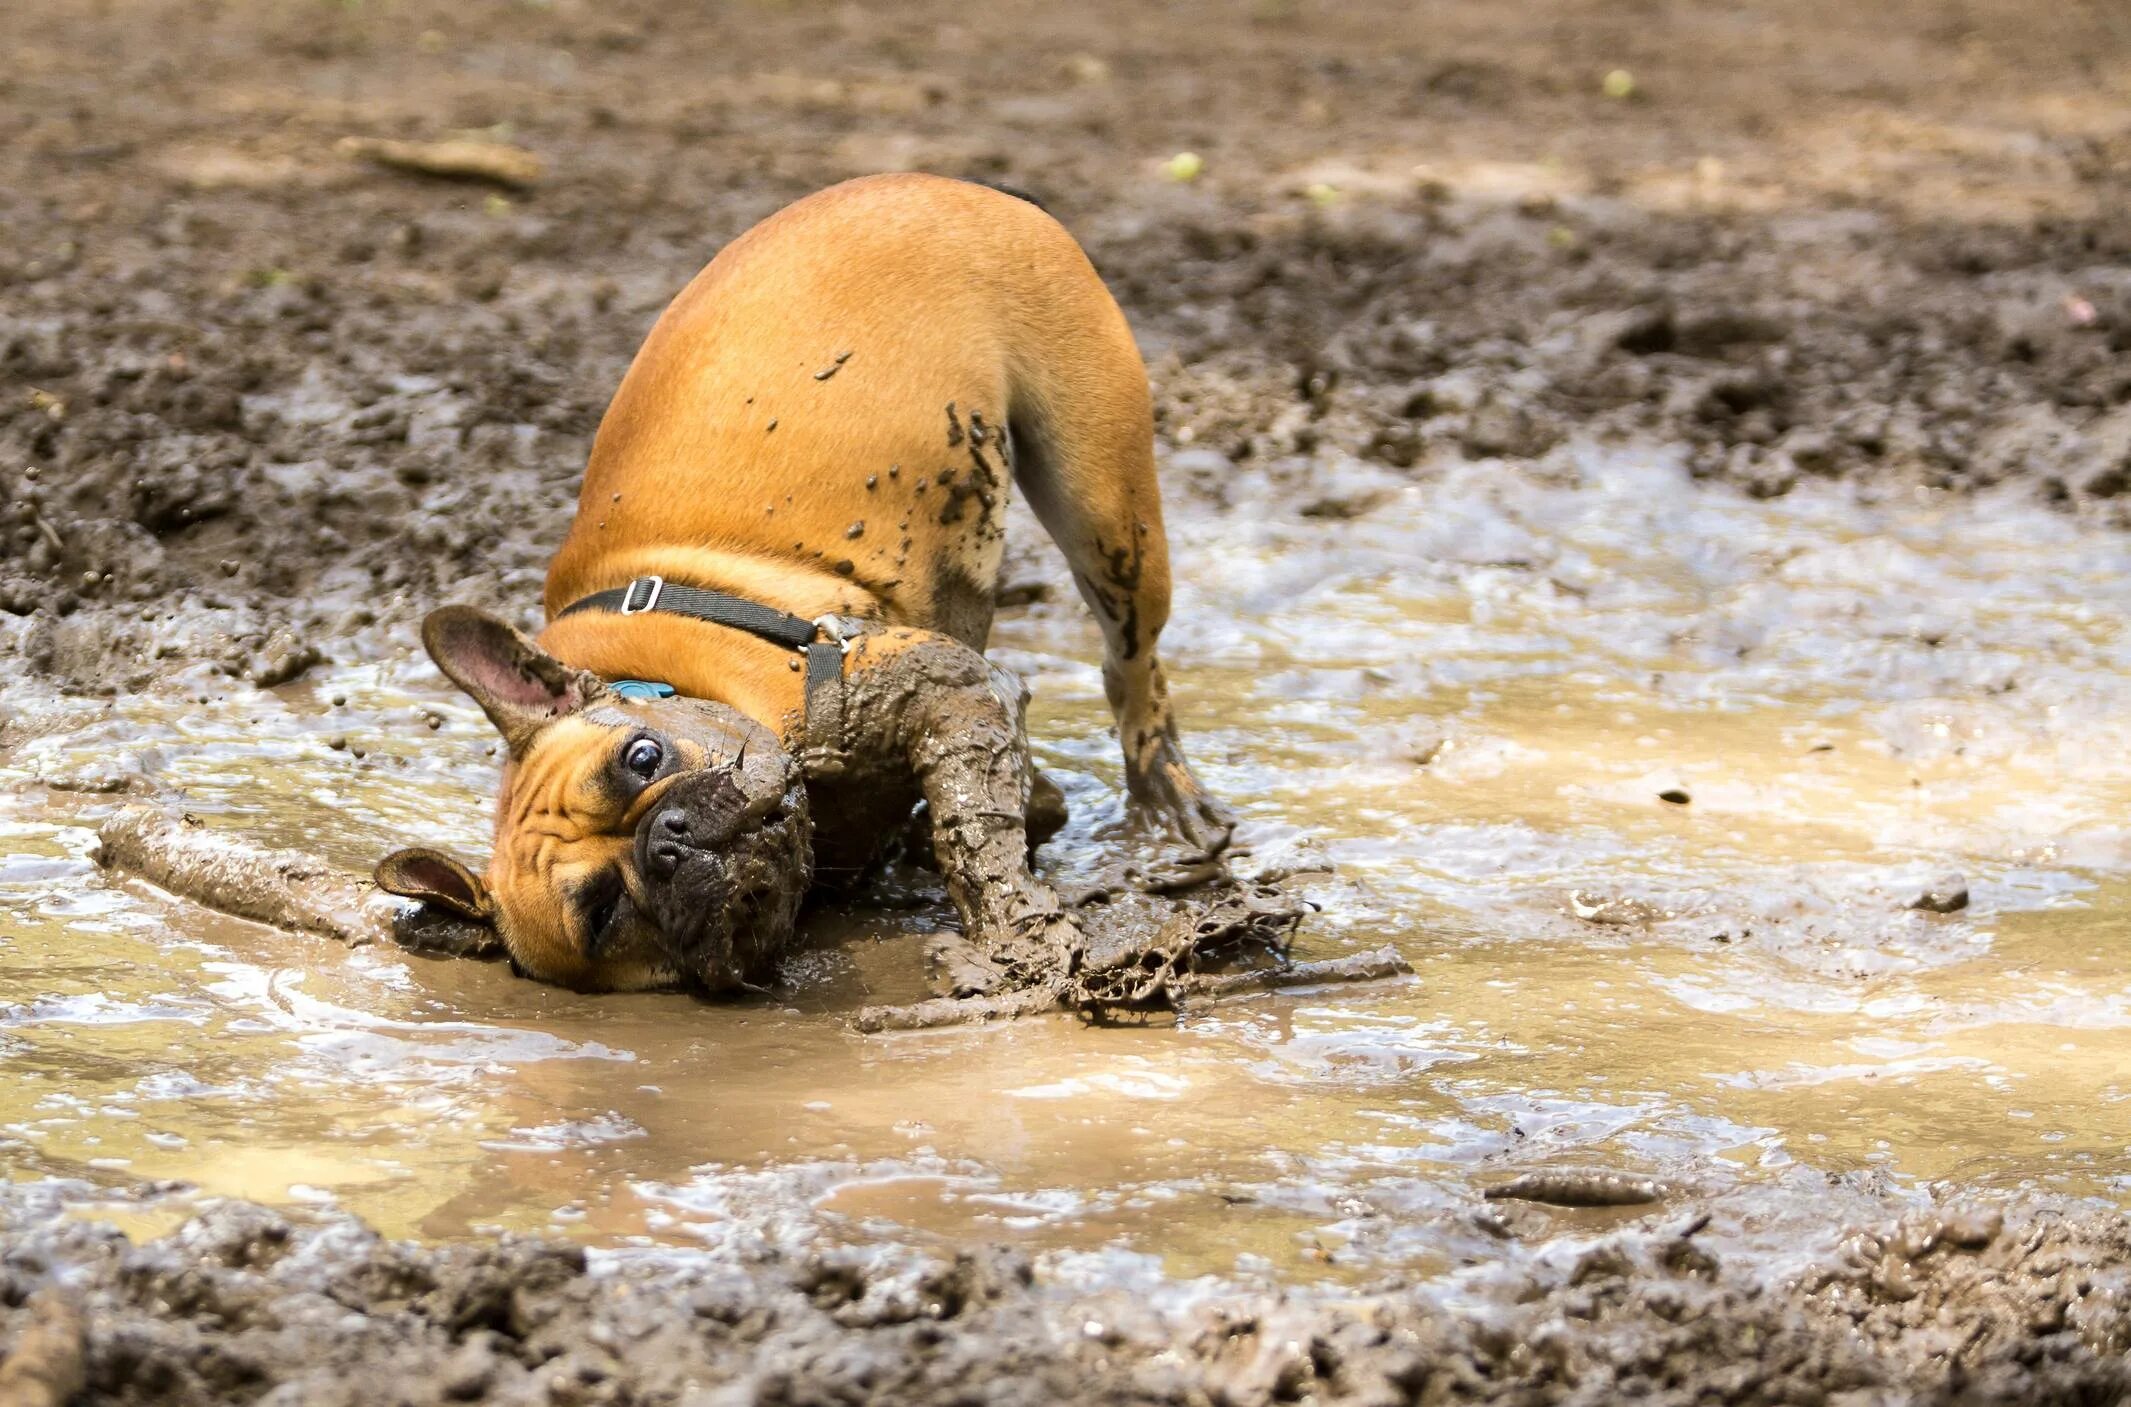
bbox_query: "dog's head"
[376,606,811,993]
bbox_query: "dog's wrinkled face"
[376,607,811,993]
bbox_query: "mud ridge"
[1,1185,2127,1406]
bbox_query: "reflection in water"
[2,449,2127,1281]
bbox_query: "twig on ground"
[1484,1169,1669,1208]
[335,136,543,189]
[93,805,499,958]
[1168,945,1412,999]
[850,984,1067,1033]
[853,946,1413,1033]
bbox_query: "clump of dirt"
[2,1183,2126,1406]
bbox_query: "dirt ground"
[0,1177,2127,1407]
[5,0,2131,1401]
[5,0,2131,695]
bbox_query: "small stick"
[1171,946,1411,999]
[852,947,1413,1033]
[94,806,498,958]
[0,1289,85,1407]
[336,136,542,189]
[851,984,1065,1033]
[1483,1169,1668,1208]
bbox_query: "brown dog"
[376,174,1231,993]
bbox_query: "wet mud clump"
[2,1184,2127,1406]
[0,1287,84,1407]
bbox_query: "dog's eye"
[623,737,664,780]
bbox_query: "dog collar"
[559,575,819,647]
[557,574,851,732]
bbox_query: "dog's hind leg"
[1007,374,1234,858]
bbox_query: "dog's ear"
[420,605,608,755]
[375,846,495,923]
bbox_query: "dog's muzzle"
[632,748,811,993]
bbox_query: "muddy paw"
[1001,910,1086,978]
[1128,752,1236,858]
[926,911,1085,999]
[1073,920,1194,1006]
[925,933,1007,998]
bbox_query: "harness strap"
[556,575,851,744]
[800,640,845,747]
[557,575,816,649]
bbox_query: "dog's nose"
[645,807,692,880]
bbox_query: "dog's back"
[543,173,1152,652]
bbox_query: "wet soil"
[6,0,2131,1401]
[4,0,2130,693]
[4,1178,2130,1407]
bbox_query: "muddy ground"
[4,1175,2131,1406]
[4,0,2131,695]
[4,0,2131,1401]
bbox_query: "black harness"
[556,574,850,735]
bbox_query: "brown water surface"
[4,450,2127,1283]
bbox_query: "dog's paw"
[925,932,1007,998]
[925,908,1089,1000]
[1128,749,1236,859]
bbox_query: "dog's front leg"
[906,654,1086,995]
[836,635,1083,996]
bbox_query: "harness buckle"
[811,614,863,655]
[619,575,665,616]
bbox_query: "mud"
[94,789,1360,1029]
[4,0,2130,692]
[6,0,2131,1400]
[3,1180,2129,1407]
[0,1287,83,1407]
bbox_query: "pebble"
[1908,875,1969,914]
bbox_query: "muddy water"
[3,449,2127,1285]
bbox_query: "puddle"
[3,446,2128,1283]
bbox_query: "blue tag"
[611,679,677,701]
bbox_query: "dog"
[376,174,1232,994]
